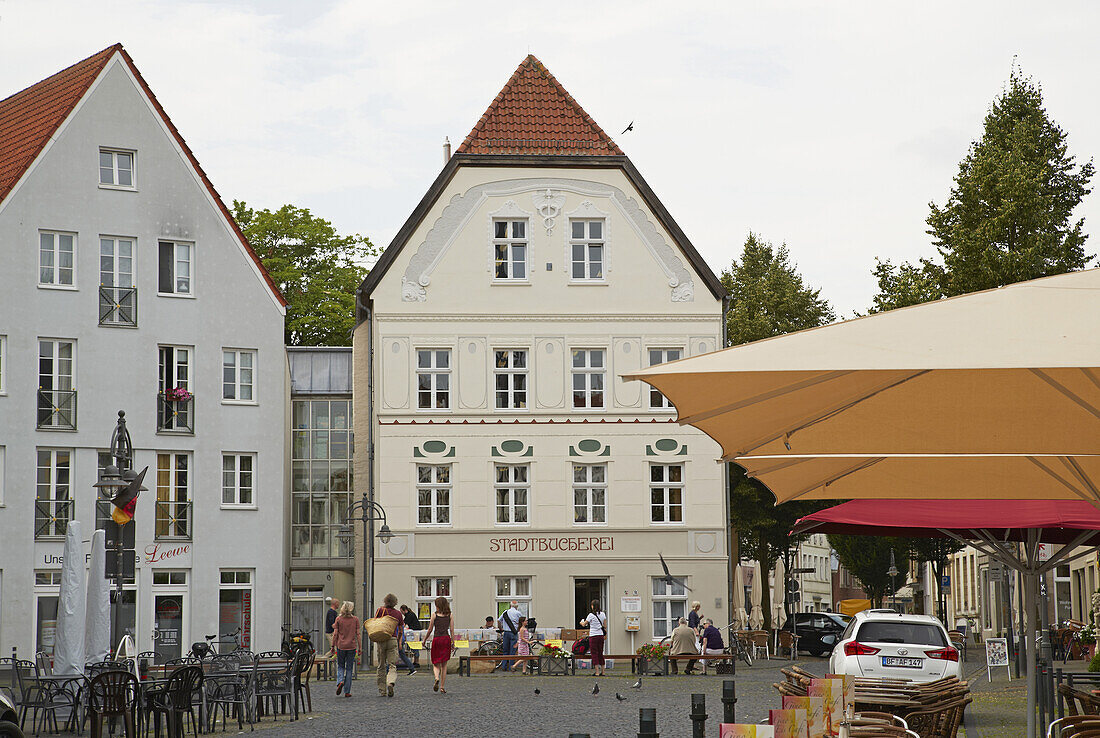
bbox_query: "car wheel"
[808,647,824,658]
[0,719,25,738]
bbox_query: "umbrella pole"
[1025,569,1038,738]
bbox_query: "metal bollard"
[690,693,708,738]
[569,734,591,738]
[638,707,659,738]
[722,680,737,723]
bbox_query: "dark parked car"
[783,612,851,657]
[0,687,24,738]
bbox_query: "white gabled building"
[0,45,288,660]
[353,56,730,644]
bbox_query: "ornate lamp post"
[93,411,147,650]
[337,498,392,666]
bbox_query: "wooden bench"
[668,653,737,674]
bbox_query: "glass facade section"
[292,399,352,559]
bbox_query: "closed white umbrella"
[748,561,764,630]
[53,521,86,675]
[732,564,747,629]
[85,529,111,664]
[771,557,787,630]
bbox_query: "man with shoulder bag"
[366,593,405,697]
[500,600,523,672]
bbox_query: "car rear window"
[856,622,947,647]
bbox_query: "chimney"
[443,136,451,163]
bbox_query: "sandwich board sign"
[985,637,1011,681]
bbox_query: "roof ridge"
[456,55,622,156]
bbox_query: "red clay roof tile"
[457,55,622,156]
[0,45,286,307]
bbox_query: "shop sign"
[144,543,190,564]
[489,536,614,553]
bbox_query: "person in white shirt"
[499,601,523,672]
[579,599,608,676]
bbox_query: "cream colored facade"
[353,161,728,645]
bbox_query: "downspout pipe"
[720,295,735,624]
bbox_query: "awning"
[625,269,1100,460]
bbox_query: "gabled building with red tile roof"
[0,45,288,659]
[352,57,731,639]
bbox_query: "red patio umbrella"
[791,498,1100,737]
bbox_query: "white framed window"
[652,577,688,638]
[39,231,76,287]
[158,241,192,295]
[156,452,191,539]
[650,464,684,524]
[37,339,76,429]
[219,571,254,649]
[495,577,532,617]
[572,463,607,525]
[416,349,450,410]
[222,349,256,402]
[647,348,682,409]
[99,148,135,188]
[569,219,605,280]
[0,334,6,394]
[495,464,529,525]
[416,577,452,621]
[222,454,255,507]
[571,349,605,409]
[35,448,72,538]
[494,349,528,409]
[416,464,451,525]
[158,345,193,432]
[99,237,136,326]
[492,220,528,280]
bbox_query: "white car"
[829,609,960,682]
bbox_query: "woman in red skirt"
[423,596,455,693]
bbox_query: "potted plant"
[538,643,571,676]
[1076,623,1097,660]
[165,386,193,403]
[636,641,670,676]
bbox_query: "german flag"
[111,466,146,525]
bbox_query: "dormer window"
[493,220,527,280]
[99,148,135,189]
[570,220,604,280]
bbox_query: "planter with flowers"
[636,641,670,676]
[165,386,194,403]
[538,643,571,676]
[1076,623,1097,660]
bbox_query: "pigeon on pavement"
[631,678,642,690]
[616,693,626,702]
[534,688,541,695]
[592,683,600,695]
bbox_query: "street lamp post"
[93,411,147,652]
[887,548,900,613]
[337,497,392,666]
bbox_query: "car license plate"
[881,656,923,668]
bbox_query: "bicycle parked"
[189,627,243,661]
[280,623,313,658]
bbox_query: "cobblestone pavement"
[214,658,803,738]
[48,653,1053,737]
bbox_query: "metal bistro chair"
[147,665,203,738]
[87,670,139,738]
[294,649,315,714]
[12,658,66,737]
[205,654,252,733]
[254,651,299,722]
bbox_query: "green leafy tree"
[828,535,912,608]
[872,69,1094,311]
[233,201,377,346]
[722,233,835,628]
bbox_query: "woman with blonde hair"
[422,596,455,693]
[332,601,361,697]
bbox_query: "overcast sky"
[3,0,1098,315]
